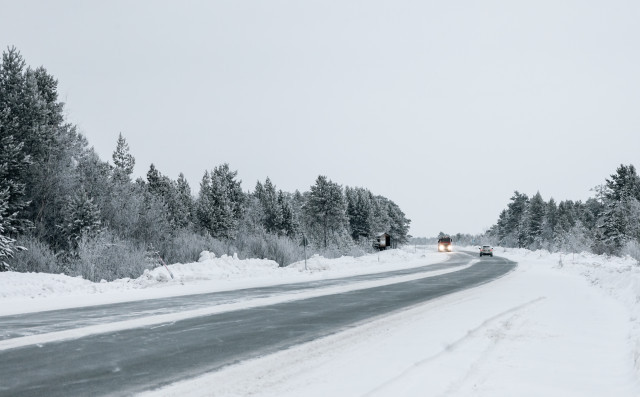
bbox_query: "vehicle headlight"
[439,244,443,250]
[447,245,452,251]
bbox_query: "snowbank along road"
[0,251,515,396]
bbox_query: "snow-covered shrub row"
[73,232,151,282]
[0,246,436,306]
[10,235,58,274]
[161,230,228,265]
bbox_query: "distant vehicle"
[479,245,493,257]
[438,236,452,252]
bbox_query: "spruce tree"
[604,164,640,202]
[345,187,373,241]
[257,177,282,234]
[541,197,557,248]
[386,198,411,246]
[58,190,102,250]
[598,164,640,253]
[525,192,546,248]
[369,193,391,236]
[196,164,244,239]
[0,189,22,271]
[175,173,194,228]
[0,134,31,235]
[141,164,196,231]
[277,190,297,238]
[303,175,348,248]
[112,133,135,182]
[498,191,529,247]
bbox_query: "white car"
[479,245,493,257]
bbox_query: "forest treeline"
[485,164,640,259]
[0,47,410,280]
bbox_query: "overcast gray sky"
[2,1,639,237]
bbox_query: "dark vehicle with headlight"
[479,245,493,257]
[438,236,453,252]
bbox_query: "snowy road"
[0,252,515,396]
[0,255,467,341]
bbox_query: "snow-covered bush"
[622,240,640,263]
[9,235,59,273]
[235,232,302,267]
[161,229,226,265]
[73,232,149,281]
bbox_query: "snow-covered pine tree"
[0,49,34,237]
[277,190,297,238]
[369,193,391,237]
[175,173,194,228]
[1,50,90,246]
[604,164,640,202]
[386,198,411,246]
[146,164,163,193]
[1,48,65,166]
[0,189,22,271]
[493,209,509,245]
[58,190,102,250]
[580,197,603,231]
[196,164,244,239]
[112,133,135,182]
[540,197,557,249]
[303,175,348,248]
[525,192,546,249]
[145,165,193,230]
[550,200,578,251]
[345,187,373,241]
[498,191,529,247]
[0,135,31,235]
[0,47,28,142]
[259,177,282,234]
[598,164,640,254]
[196,171,214,234]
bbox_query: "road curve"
[0,252,515,396]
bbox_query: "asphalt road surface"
[0,251,516,396]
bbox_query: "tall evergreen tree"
[598,164,640,253]
[0,189,22,271]
[303,175,348,248]
[0,134,31,235]
[345,187,373,241]
[541,197,557,247]
[525,192,546,248]
[175,173,194,228]
[1,48,76,243]
[58,190,102,250]
[385,198,411,246]
[112,133,135,182]
[255,177,282,234]
[604,164,640,202]
[277,190,297,238]
[498,191,529,247]
[369,193,391,236]
[196,164,244,239]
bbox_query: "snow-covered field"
[2,246,640,396]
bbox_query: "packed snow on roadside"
[145,247,640,397]
[0,246,443,316]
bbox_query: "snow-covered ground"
[2,246,640,396]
